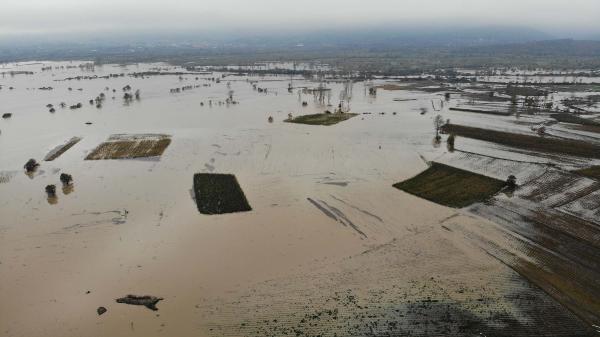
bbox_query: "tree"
[447,134,456,151]
[433,114,445,141]
[506,175,517,189]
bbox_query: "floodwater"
[0,62,595,336]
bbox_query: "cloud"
[0,0,598,36]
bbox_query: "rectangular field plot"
[193,173,252,215]
[394,162,506,208]
[85,134,171,160]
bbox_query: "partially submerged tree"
[506,175,517,189]
[433,114,445,141]
[24,159,39,172]
[447,134,456,151]
[45,184,57,197]
[537,126,546,136]
[60,173,73,185]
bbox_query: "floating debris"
[116,295,163,311]
[97,307,107,315]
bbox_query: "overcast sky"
[1,0,599,37]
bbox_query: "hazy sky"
[1,0,599,37]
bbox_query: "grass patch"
[193,173,252,215]
[574,166,600,180]
[85,134,171,160]
[44,137,81,161]
[449,107,512,116]
[505,85,547,97]
[377,84,406,91]
[442,124,600,159]
[393,162,506,208]
[285,113,358,126]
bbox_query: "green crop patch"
[393,163,506,208]
[285,113,357,126]
[193,173,252,215]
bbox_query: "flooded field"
[1,61,599,336]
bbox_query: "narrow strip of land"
[442,124,600,159]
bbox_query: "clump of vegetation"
[393,162,507,208]
[442,124,600,159]
[285,113,358,126]
[574,166,600,180]
[193,173,252,215]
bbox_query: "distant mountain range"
[229,26,555,49]
[0,26,599,69]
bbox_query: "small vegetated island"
[393,162,507,208]
[285,112,358,126]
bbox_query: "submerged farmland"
[0,61,599,337]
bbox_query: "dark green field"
[393,163,506,208]
[285,113,358,126]
[442,124,600,159]
[193,173,252,215]
[575,166,600,180]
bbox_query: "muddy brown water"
[0,62,596,336]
